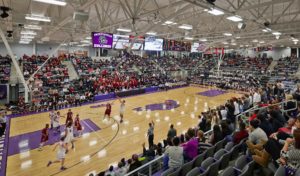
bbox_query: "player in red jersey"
[38,124,49,151]
[74,114,83,137]
[65,109,73,124]
[103,103,112,121]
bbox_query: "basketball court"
[6,86,242,176]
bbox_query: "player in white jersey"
[47,136,67,171]
[64,121,75,153]
[119,98,126,123]
[49,110,56,129]
[53,111,61,134]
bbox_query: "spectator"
[115,162,127,176]
[209,125,223,145]
[128,154,142,173]
[142,143,155,160]
[164,137,184,169]
[104,165,115,176]
[147,120,155,148]
[182,128,198,161]
[257,113,273,136]
[220,121,233,139]
[197,130,212,153]
[167,124,177,140]
[233,122,249,144]
[246,119,268,153]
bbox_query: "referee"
[147,120,155,148]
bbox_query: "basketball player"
[38,124,49,151]
[64,121,75,153]
[49,110,56,129]
[74,114,83,137]
[118,98,125,123]
[53,111,61,134]
[103,102,112,121]
[47,136,68,171]
[65,109,73,124]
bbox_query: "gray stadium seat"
[180,161,194,176]
[214,149,226,160]
[220,167,235,176]
[186,167,201,176]
[239,161,255,176]
[205,146,215,158]
[274,166,285,176]
[230,144,241,160]
[234,155,248,170]
[224,142,234,151]
[161,167,177,176]
[168,168,181,176]
[207,159,221,176]
[214,139,225,152]
[201,157,215,170]
[219,150,232,170]
[193,152,206,167]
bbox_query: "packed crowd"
[98,81,300,176]
[0,55,11,84]
[273,56,300,77]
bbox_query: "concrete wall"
[0,42,97,58]
[234,47,291,60]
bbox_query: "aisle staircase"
[62,61,79,80]
[295,64,300,79]
[267,60,278,72]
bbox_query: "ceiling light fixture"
[272,31,281,36]
[223,33,232,36]
[199,38,207,42]
[226,15,243,22]
[146,31,157,36]
[252,39,258,43]
[178,24,193,30]
[25,14,51,22]
[184,36,194,40]
[116,28,131,32]
[207,8,224,16]
[20,30,37,35]
[33,0,67,6]
[24,24,42,30]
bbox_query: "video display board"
[163,39,191,51]
[144,36,163,51]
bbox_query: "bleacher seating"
[0,55,11,84]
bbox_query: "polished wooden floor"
[7,86,242,176]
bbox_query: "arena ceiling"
[1,0,300,48]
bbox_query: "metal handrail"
[124,129,214,176]
[237,99,298,124]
